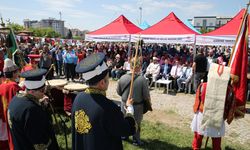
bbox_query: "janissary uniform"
[191,83,222,150]
[0,58,20,150]
[7,69,59,150]
[191,82,234,150]
[191,63,233,150]
[72,53,137,150]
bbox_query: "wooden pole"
[128,35,141,99]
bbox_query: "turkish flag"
[229,10,248,118]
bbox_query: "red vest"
[193,83,207,113]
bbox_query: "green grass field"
[54,114,248,150]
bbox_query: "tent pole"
[128,35,132,57]
[193,35,197,60]
[193,34,197,93]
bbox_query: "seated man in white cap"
[72,53,137,150]
[0,58,21,150]
[7,69,59,150]
[145,57,161,87]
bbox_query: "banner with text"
[85,34,131,42]
[196,35,239,46]
[131,34,195,44]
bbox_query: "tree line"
[6,22,71,38]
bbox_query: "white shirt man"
[170,60,182,91]
[207,49,216,72]
[123,60,131,72]
[170,63,182,78]
[145,57,160,82]
[177,62,193,93]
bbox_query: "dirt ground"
[107,80,250,145]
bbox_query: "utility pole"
[0,13,5,27]
[139,7,142,25]
[59,12,62,20]
[247,0,250,10]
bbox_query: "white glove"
[126,104,134,115]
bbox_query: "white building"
[193,16,232,31]
[23,18,65,36]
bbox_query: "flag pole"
[226,1,249,120]
[228,1,250,66]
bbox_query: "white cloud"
[36,0,81,10]
[179,1,214,15]
[66,9,98,19]
[102,4,138,13]
[35,0,100,28]
[102,0,214,16]
[102,4,121,12]
[0,5,27,13]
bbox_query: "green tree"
[200,27,207,34]
[6,23,25,32]
[200,27,214,34]
[73,36,81,40]
[44,28,61,38]
[29,27,61,38]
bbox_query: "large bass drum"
[46,79,68,110]
[63,83,87,114]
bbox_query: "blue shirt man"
[162,59,172,78]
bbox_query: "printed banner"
[85,34,131,42]
[131,34,195,44]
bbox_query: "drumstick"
[45,64,54,77]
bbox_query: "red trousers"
[192,132,221,150]
[64,94,72,113]
[0,140,9,150]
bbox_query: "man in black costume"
[8,69,59,150]
[72,53,137,150]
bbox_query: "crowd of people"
[1,40,233,89]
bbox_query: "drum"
[46,79,68,88]
[46,79,68,109]
[63,83,88,114]
[63,83,88,91]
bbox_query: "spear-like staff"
[128,35,142,99]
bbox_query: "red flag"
[229,9,248,118]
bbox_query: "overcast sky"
[0,0,249,31]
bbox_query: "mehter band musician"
[0,58,21,150]
[7,69,59,150]
[72,53,137,150]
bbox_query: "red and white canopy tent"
[132,12,198,44]
[85,15,142,42]
[196,9,249,46]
